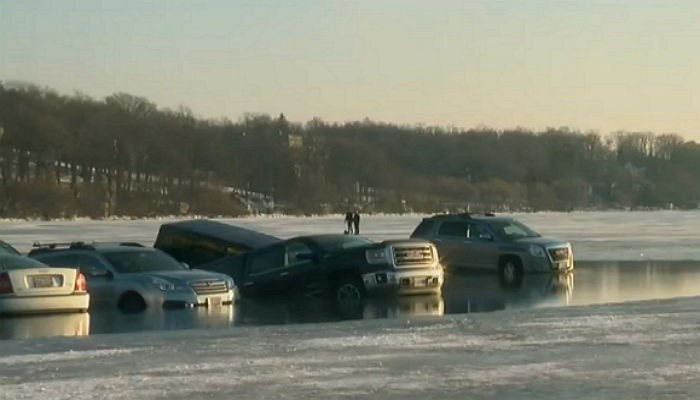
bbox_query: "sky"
[1,0,699,139]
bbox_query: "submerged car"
[199,234,444,302]
[154,219,281,268]
[0,254,89,315]
[28,242,235,313]
[410,213,574,288]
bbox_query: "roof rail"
[31,241,96,250]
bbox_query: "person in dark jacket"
[344,211,354,234]
[352,211,360,235]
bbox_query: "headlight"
[365,248,389,264]
[151,277,176,291]
[529,245,546,258]
[226,278,236,291]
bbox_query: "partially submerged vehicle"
[154,219,281,268]
[29,242,235,313]
[410,213,575,288]
[199,234,444,302]
[0,254,90,315]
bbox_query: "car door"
[284,241,325,297]
[433,221,474,269]
[76,253,115,304]
[465,222,499,271]
[239,245,289,297]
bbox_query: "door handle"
[279,272,290,277]
[433,239,442,243]
[243,282,254,287]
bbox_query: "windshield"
[312,235,374,252]
[487,220,540,240]
[0,255,48,272]
[102,250,187,274]
[0,241,20,255]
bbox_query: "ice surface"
[2,211,700,398]
[3,210,700,261]
[2,297,700,399]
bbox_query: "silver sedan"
[30,244,235,313]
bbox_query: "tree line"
[1,82,698,219]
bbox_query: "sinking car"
[410,213,574,288]
[0,254,90,315]
[28,242,236,313]
[199,234,444,302]
[154,219,281,268]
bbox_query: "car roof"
[29,242,153,255]
[424,213,514,223]
[156,219,281,249]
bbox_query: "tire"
[498,257,524,289]
[118,292,146,313]
[333,276,365,302]
[332,275,366,320]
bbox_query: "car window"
[78,254,111,277]
[101,250,186,273]
[0,241,20,255]
[312,236,374,252]
[33,253,79,268]
[411,220,435,237]
[248,246,284,275]
[488,220,540,240]
[467,224,492,240]
[437,222,469,237]
[285,242,314,267]
[0,255,49,271]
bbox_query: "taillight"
[0,272,13,294]
[74,272,87,293]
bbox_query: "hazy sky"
[1,0,699,139]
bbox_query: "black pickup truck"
[198,234,444,302]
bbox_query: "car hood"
[512,236,570,247]
[141,269,230,283]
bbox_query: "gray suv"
[410,213,574,288]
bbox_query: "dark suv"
[199,234,444,302]
[410,213,574,288]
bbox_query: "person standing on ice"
[352,211,360,235]
[344,211,354,234]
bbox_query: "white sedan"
[0,254,90,315]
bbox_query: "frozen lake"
[2,211,700,398]
[3,210,700,260]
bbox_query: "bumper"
[530,257,575,273]
[362,268,444,296]
[160,290,235,309]
[0,293,90,315]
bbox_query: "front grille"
[190,280,228,295]
[548,247,569,262]
[392,246,434,267]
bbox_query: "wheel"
[118,292,146,313]
[498,257,524,289]
[332,276,366,320]
[334,277,365,302]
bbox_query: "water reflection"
[5,261,700,340]
[0,313,90,340]
[89,304,235,334]
[442,271,574,314]
[570,260,700,306]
